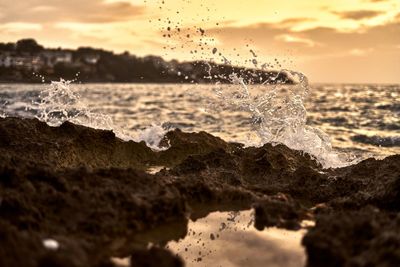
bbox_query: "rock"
[253,193,309,231]
[303,208,400,267]
[130,246,184,267]
[0,117,399,266]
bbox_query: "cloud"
[30,5,57,12]
[279,18,315,27]
[0,22,42,33]
[333,10,383,20]
[275,34,316,47]
[206,18,400,57]
[0,0,145,24]
[202,18,400,82]
[349,48,374,56]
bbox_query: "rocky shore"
[0,117,399,267]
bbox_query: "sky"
[0,0,399,83]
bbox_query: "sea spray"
[33,79,170,151]
[0,100,8,118]
[151,5,349,167]
[137,124,170,150]
[27,64,350,167]
[209,70,349,169]
[35,79,115,131]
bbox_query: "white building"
[0,55,12,67]
[41,51,73,67]
[83,54,100,64]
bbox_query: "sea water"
[0,81,399,168]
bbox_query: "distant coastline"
[0,39,293,84]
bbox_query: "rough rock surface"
[0,117,399,267]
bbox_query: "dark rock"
[303,208,400,267]
[130,246,184,267]
[253,193,309,230]
[0,117,399,267]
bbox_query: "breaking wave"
[29,69,352,169]
[32,79,169,151]
[210,70,351,168]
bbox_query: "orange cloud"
[207,19,400,67]
[333,10,383,20]
[0,0,144,24]
[279,18,315,27]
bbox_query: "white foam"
[137,124,170,151]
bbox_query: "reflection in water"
[167,210,306,267]
[110,257,130,267]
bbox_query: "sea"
[0,82,399,168]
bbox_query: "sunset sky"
[0,0,399,83]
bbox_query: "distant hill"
[0,39,293,84]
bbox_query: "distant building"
[0,53,43,71]
[0,55,12,67]
[83,54,100,65]
[41,51,73,67]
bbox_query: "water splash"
[137,124,170,151]
[140,0,351,166]
[35,79,114,131]
[212,70,350,169]
[33,79,169,150]
[0,100,8,118]
[30,76,350,167]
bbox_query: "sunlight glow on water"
[0,82,399,165]
[166,210,306,267]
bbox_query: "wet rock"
[130,246,184,267]
[0,117,399,267]
[253,193,309,231]
[0,162,188,266]
[328,155,400,211]
[0,117,154,170]
[158,128,231,166]
[303,208,400,267]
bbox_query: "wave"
[208,71,351,168]
[351,134,400,147]
[30,79,168,151]
[2,71,355,168]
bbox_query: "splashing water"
[31,75,350,168]
[33,79,169,150]
[35,79,114,131]
[154,3,343,166]
[212,70,350,169]
[151,4,350,167]
[27,75,351,168]
[137,124,170,150]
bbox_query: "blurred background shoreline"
[0,38,292,84]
